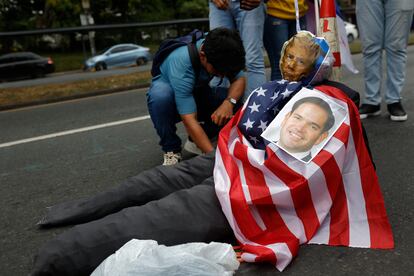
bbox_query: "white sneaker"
[184,139,203,155]
[163,152,182,165]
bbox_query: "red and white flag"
[214,84,394,271]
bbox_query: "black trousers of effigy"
[32,152,234,276]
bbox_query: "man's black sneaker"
[387,102,408,121]
[359,104,381,119]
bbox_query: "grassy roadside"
[47,52,86,72]
[0,71,151,109]
[1,34,414,110]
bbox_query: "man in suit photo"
[278,96,335,162]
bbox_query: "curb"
[0,82,150,111]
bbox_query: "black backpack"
[150,29,205,78]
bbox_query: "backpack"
[150,29,205,78]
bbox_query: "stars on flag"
[258,120,268,132]
[243,118,254,130]
[270,92,279,101]
[255,87,267,97]
[281,87,294,99]
[249,136,259,144]
[248,102,261,113]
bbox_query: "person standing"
[263,0,309,81]
[209,0,266,96]
[356,0,414,121]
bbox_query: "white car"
[83,43,152,71]
[344,21,358,43]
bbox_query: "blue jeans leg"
[384,0,413,104]
[146,79,182,153]
[357,0,385,105]
[234,2,266,96]
[263,15,306,81]
[209,1,235,29]
[357,0,413,105]
[209,1,266,98]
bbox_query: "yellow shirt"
[266,0,309,20]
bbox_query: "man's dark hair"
[291,96,335,132]
[203,27,246,78]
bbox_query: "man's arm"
[240,0,262,11]
[181,113,215,153]
[211,76,246,126]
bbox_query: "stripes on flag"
[214,84,394,271]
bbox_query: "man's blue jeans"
[209,0,266,97]
[147,78,230,153]
[356,0,414,105]
[263,15,307,81]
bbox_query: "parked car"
[344,21,359,43]
[84,43,152,71]
[0,52,55,81]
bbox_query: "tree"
[177,0,208,18]
[0,0,209,31]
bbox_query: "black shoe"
[387,102,407,121]
[359,104,381,119]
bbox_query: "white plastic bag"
[91,239,239,276]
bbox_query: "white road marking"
[0,115,150,149]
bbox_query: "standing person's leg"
[32,181,233,276]
[208,1,239,104]
[37,152,216,227]
[263,15,306,81]
[263,16,290,81]
[233,1,266,96]
[356,0,384,108]
[209,0,236,30]
[146,79,182,154]
[288,16,307,38]
[383,0,413,121]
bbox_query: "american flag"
[237,80,303,150]
[214,82,394,271]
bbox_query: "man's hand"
[181,113,214,153]
[212,0,229,10]
[211,100,234,126]
[211,75,245,126]
[240,0,261,10]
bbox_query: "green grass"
[46,52,86,72]
[0,71,151,108]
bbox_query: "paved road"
[1,48,413,275]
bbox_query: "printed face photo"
[261,88,347,163]
[279,101,330,154]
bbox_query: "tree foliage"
[0,0,209,31]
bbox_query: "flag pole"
[319,0,341,81]
[314,0,320,36]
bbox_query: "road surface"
[1,48,413,275]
